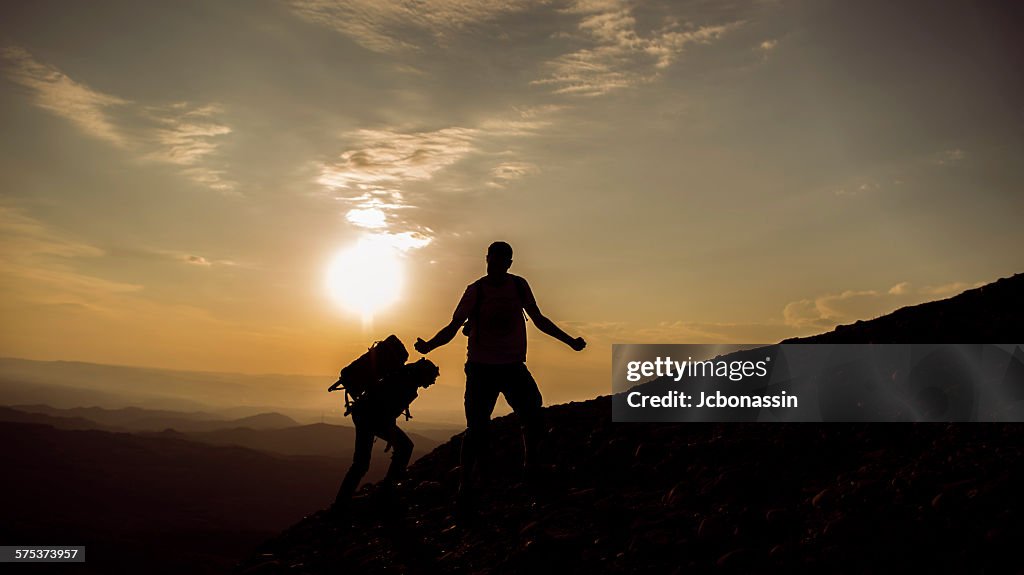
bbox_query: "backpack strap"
[463,278,485,336]
[368,340,379,379]
[512,275,530,323]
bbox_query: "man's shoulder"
[474,274,530,289]
[507,274,531,289]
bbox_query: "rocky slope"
[238,273,1024,574]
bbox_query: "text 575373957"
[1,546,85,562]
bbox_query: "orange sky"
[1,1,1022,410]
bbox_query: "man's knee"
[463,424,488,448]
[392,434,413,458]
[464,396,492,430]
[347,457,370,477]
[518,408,543,438]
[465,413,491,432]
[349,438,372,469]
[507,371,543,416]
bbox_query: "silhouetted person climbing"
[415,241,586,515]
[333,358,440,508]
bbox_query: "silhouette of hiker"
[333,359,440,508]
[415,241,586,512]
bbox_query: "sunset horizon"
[3,2,1022,415]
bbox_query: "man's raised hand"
[570,337,587,352]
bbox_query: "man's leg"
[500,363,545,472]
[335,424,374,504]
[460,362,501,495]
[378,424,414,483]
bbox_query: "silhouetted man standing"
[415,241,586,512]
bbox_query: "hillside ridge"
[238,273,1024,574]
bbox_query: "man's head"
[486,241,513,275]
[409,358,440,389]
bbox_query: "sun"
[325,238,404,326]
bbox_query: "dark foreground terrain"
[0,422,342,574]
[239,274,1024,574]
[0,417,439,574]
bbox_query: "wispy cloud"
[143,103,236,193]
[757,38,777,61]
[0,205,142,309]
[919,281,981,295]
[932,148,966,165]
[633,320,793,344]
[289,0,739,98]
[0,206,293,370]
[489,161,540,187]
[832,180,882,198]
[1,46,235,193]
[317,109,556,250]
[317,127,482,252]
[185,255,211,267]
[139,247,253,269]
[0,205,104,260]
[320,104,564,201]
[345,207,388,229]
[888,281,912,295]
[533,1,740,96]
[287,0,536,54]
[564,319,795,345]
[582,277,993,345]
[1,45,128,146]
[783,280,986,328]
[319,127,478,191]
[478,105,567,136]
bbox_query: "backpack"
[328,335,409,415]
[349,358,440,422]
[462,275,530,337]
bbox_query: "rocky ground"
[237,403,1023,574]
[238,274,1024,574]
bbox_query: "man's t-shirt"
[453,274,537,364]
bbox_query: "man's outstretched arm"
[416,285,475,355]
[415,319,462,355]
[524,301,586,352]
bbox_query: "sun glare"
[325,238,404,326]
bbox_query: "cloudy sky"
[1,0,1022,407]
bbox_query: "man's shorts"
[464,362,542,426]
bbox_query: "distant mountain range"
[4,404,298,432]
[240,273,1024,574]
[0,356,333,414]
[0,356,468,424]
[0,403,443,456]
[147,422,439,459]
